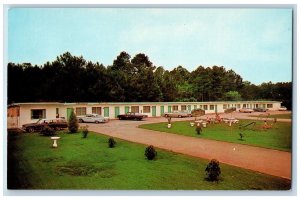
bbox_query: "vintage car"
[278,106,287,111]
[164,110,192,118]
[77,114,108,123]
[253,108,268,112]
[239,108,254,113]
[22,118,68,133]
[117,112,147,120]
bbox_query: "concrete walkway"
[87,112,292,180]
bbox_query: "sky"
[7,7,293,84]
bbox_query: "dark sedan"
[117,112,147,120]
[253,108,268,112]
[22,118,68,133]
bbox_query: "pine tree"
[68,111,78,133]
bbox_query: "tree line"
[8,51,292,109]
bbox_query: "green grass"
[7,131,291,190]
[250,113,292,119]
[268,114,292,119]
[139,120,291,152]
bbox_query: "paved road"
[86,111,292,180]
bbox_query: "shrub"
[239,133,244,141]
[167,117,172,124]
[68,111,79,133]
[108,137,116,148]
[40,126,56,136]
[145,145,157,160]
[205,159,221,181]
[195,124,202,135]
[82,127,89,138]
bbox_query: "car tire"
[79,119,83,123]
[179,115,182,118]
[95,121,99,124]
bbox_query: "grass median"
[139,119,291,152]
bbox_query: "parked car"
[117,112,147,120]
[22,118,68,133]
[278,106,287,111]
[239,108,254,113]
[77,114,108,123]
[164,110,192,118]
[253,108,268,112]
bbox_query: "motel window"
[237,104,241,109]
[267,104,273,108]
[181,105,187,111]
[243,104,246,108]
[200,105,203,109]
[31,109,46,119]
[76,107,86,116]
[223,104,227,109]
[172,105,179,111]
[143,106,151,113]
[92,107,102,115]
[131,106,139,113]
[210,105,214,110]
[203,105,208,110]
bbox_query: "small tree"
[167,117,172,124]
[145,145,157,160]
[82,127,89,138]
[108,137,116,148]
[68,111,78,133]
[239,133,244,141]
[205,159,221,182]
[195,123,202,135]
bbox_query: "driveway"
[86,111,292,180]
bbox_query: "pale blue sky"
[8,8,292,84]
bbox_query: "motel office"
[7,101,282,128]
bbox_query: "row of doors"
[66,105,204,120]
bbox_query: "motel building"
[7,101,282,128]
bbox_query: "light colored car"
[77,114,107,123]
[278,106,287,111]
[239,108,254,113]
[164,110,192,118]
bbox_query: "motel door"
[114,107,120,118]
[67,108,74,120]
[125,106,130,114]
[103,107,109,117]
[160,106,164,116]
[168,106,172,113]
[152,106,156,117]
[187,105,191,111]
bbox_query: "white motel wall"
[7,101,282,128]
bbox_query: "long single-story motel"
[7,101,282,128]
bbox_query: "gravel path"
[86,111,292,180]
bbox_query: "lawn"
[268,113,292,119]
[139,119,292,152]
[7,131,290,190]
